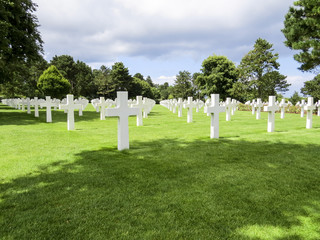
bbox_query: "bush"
[37,65,71,99]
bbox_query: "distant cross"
[21,98,27,111]
[231,99,237,115]
[251,100,256,115]
[264,96,279,132]
[172,99,177,114]
[300,100,306,117]
[106,91,139,150]
[207,94,226,139]
[204,98,210,115]
[225,98,232,121]
[279,99,288,119]
[304,97,316,129]
[143,97,152,118]
[59,94,82,130]
[255,98,264,120]
[96,97,108,120]
[31,97,41,117]
[175,98,183,117]
[26,98,31,114]
[132,96,144,126]
[316,100,320,117]
[183,97,196,123]
[40,96,56,123]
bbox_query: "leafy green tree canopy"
[196,55,239,100]
[0,0,43,84]
[173,71,193,99]
[282,0,320,72]
[301,74,320,101]
[37,65,71,99]
[238,38,290,101]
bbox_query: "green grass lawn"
[0,103,320,240]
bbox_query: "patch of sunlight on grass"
[266,163,278,169]
[237,202,320,240]
[238,225,289,239]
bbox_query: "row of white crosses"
[161,97,239,123]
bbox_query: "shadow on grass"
[0,104,101,126]
[1,138,320,239]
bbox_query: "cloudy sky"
[33,0,315,97]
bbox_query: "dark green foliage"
[196,55,239,100]
[0,0,43,84]
[282,0,320,72]
[37,65,71,99]
[110,62,133,97]
[173,71,194,99]
[289,91,303,105]
[93,65,113,98]
[237,38,290,101]
[301,74,320,101]
[130,77,154,99]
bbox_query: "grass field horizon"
[1,103,320,239]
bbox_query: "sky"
[33,0,316,97]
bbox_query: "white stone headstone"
[26,98,31,114]
[279,99,288,119]
[264,96,279,132]
[207,94,226,139]
[304,97,315,129]
[40,96,56,123]
[177,98,183,117]
[31,97,41,117]
[251,100,256,115]
[300,100,306,117]
[225,98,232,121]
[96,97,108,120]
[255,98,264,120]
[183,97,196,123]
[132,96,144,126]
[106,91,139,150]
[59,94,82,130]
[316,100,320,117]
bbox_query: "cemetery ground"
[0,103,320,240]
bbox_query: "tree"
[37,65,71,99]
[145,76,154,87]
[74,60,95,98]
[130,77,154,99]
[282,0,320,72]
[50,55,78,95]
[196,55,239,100]
[110,62,133,97]
[133,73,144,81]
[289,91,302,105]
[238,38,290,101]
[0,0,43,84]
[173,71,193,99]
[301,74,320,101]
[93,65,113,98]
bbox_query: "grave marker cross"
[40,96,56,122]
[206,94,226,139]
[183,97,196,123]
[264,96,279,132]
[106,91,139,150]
[59,94,82,130]
[304,97,316,129]
[255,98,264,120]
[279,99,288,119]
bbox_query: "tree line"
[1,0,319,102]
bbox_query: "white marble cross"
[31,97,42,117]
[21,98,28,111]
[106,91,139,150]
[225,98,232,121]
[26,98,31,114]
[304,97,316,129]
[59,94,82,130]
[206,94,226,139]
[255,98,264,120]
[264,96,279,132]
[300,100,306,117]
[96,97,109,120]
[316,100,320,117]
[132,96,144,126]
[183,97,196,123]
[251,100,256,115]
[40,96,56,123]
[172,99,177,114]
[279,99,288,119]
[177,98,183,117]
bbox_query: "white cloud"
[284,74,315,97]
[155,76,176,85]
[34,0,294,63]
